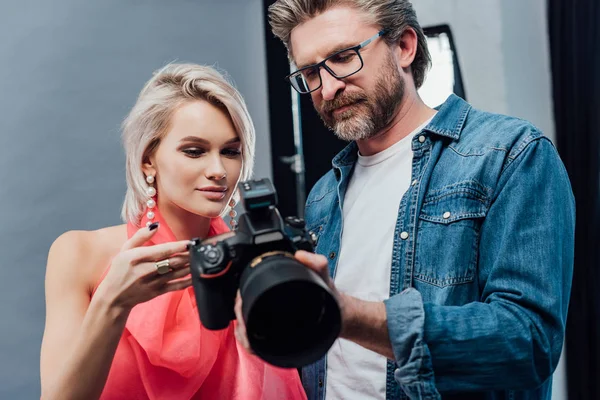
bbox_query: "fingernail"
[148,222,159,231]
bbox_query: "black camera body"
[190,179,341,368]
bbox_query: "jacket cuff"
[384,288,440,399]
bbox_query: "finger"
[138,254,190,277]
[234,326,254,354]
[152,265,191,284]
[234,291,243,321]
[295,250,329,275]
[141,262,190,284]
[233,291,254,353]
[121,222,160,251]
[155,254,189,270]
[234,292,249,336]
[129,240,190,263]
[296,251,339,301]
[162,277,193,293]
[234,323,253,354]
[241,331,253,354]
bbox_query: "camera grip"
[193,275,237,330]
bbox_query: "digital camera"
[189,178,341,368]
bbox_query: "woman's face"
[144,100,243,219]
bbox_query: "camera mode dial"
[285,216,305,229]
[198,244,226,274]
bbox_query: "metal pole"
[280,68,307,218]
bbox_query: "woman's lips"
[197,188,227,200]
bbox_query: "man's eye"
[331,52,355,63]
[303,68,317,78]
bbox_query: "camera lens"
[239,254,341,368]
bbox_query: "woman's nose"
[205,155,227,180]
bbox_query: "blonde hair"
[121,63,255,225]
[268,0,431,88]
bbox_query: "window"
[419,25,466,108]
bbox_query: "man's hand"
[291,251,395,359]
[234,250,348,354]
[295,250,343,300]
[233,250,393,360]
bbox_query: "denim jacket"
[302,95,575,400]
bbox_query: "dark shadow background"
[549,0,600,398]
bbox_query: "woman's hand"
[40,223,192,400]
[95,223,192,314]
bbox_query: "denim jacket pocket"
[414,183,488,288]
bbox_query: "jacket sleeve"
[384,137,575,395]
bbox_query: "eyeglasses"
[285,30,387,94]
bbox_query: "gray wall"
[0,1,271,398]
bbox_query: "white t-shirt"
[325,118,433,400]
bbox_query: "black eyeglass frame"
[285,29,387,94]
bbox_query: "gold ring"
[155,259,171,275]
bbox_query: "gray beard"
[331,109,375,141]
[319,53,405,142]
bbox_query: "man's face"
[289,6,405,141]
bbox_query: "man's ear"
[394,27,419,69]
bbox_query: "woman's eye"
[222,148,242,157]
[182,148,205,157]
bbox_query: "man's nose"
[319,68,345,101]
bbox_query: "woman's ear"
[141,154,156,179]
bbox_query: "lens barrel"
[239,253,341,368]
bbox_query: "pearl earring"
[229,198,238,230]
[145,175,156,227]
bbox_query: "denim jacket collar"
[424,93,472,140]
[331,94,472,170]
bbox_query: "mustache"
[320,92,368,114]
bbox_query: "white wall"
[413,0,555,141]
[499,0,555,143]
[413,1,566,399]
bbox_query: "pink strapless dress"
[92,210,306,400]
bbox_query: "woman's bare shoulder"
[47,225,128,292]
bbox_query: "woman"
[40,63,306,400]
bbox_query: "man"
[235,1,575,399]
